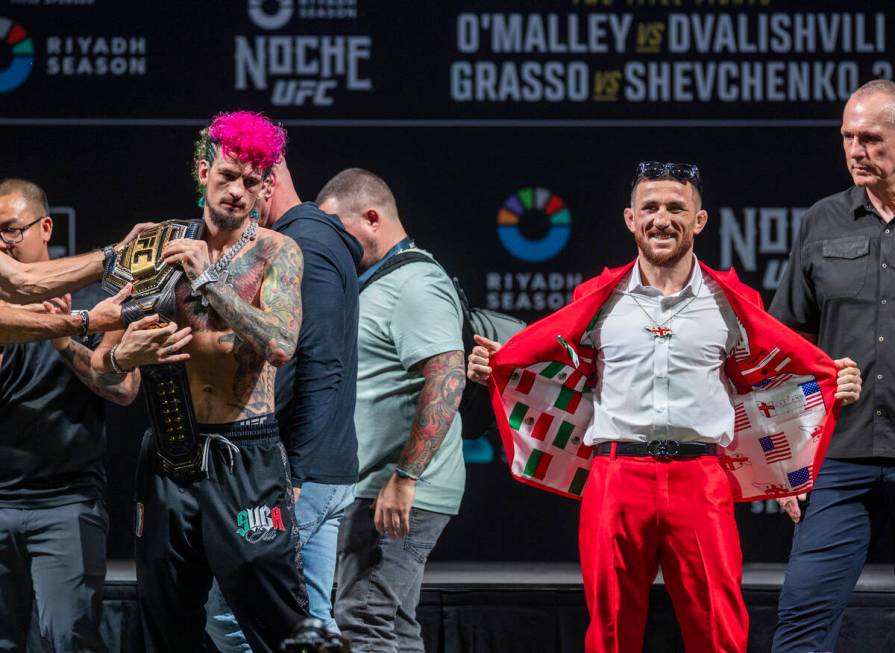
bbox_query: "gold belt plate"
[104,219,200,298]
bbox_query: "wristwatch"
[72,309,89,337]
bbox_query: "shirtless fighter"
[93,111,308,652]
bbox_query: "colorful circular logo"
[497,187,572,263]
[0,18,33,93]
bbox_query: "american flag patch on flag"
[787,465,813,492]
[800,381,823,411]
[734,402,751,432]
[758,432,792,464]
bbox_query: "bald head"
[316,168,399,223]
[255,159,301,228]
[0,178,53,263]
[848,79,895,127]
[316,168,406,272]
[0,178,49,216]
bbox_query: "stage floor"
[105,559,895,590]
[96,561,895,652]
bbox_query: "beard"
[357,233,381,273]
[208,203,251,231]
[634,229,694,268]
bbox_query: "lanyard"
[357,237,413,286]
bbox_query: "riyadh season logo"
[497,187,572,263]
[247,0,357,25]
[0,18,33,93]
[248,0,293,29]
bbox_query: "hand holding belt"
[102,219,204,483]
[102,219,204,325]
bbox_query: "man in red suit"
[468,162,862,653]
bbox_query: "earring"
[250,208,260,220]
[197,196,205,208]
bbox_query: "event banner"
[1,0,892,120]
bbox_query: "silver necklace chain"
[208,219,257,276]
[626,291,698,330]
[191,219,258,306]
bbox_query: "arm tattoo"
[204,236,303,367]
[397,350,466,478]
[57,338,133,403]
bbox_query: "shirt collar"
[628,255,703,298]
[849,185,877,219]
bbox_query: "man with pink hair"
[92,111,309,652]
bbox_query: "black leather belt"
[596,441,719,457]
[141,362,203,483]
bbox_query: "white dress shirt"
[583,257,741,446]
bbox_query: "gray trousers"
[334,498,450,653]
[0,500,108,652]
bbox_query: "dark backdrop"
[1,0,892,563]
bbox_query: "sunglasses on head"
[631,161,702,193]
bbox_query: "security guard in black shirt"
[0,178,139,651]
[770,80,895,653]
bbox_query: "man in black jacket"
[206,160,363,647]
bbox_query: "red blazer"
[488,260,840,502]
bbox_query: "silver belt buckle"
[647,440,680,457]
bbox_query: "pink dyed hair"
[207,111,286,172]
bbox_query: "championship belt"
[102,219,204,324]
[102,219,205,483]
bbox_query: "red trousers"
[579,454,748,653]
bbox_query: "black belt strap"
[595,441,719,457]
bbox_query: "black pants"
[0,500,108,652]
[136,417,308,653]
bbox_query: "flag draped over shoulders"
[488,260,840,502]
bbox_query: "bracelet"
[72,309,89,337]
[395,467,420,481]
[109,344,131,374]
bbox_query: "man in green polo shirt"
[317,168,466,653]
